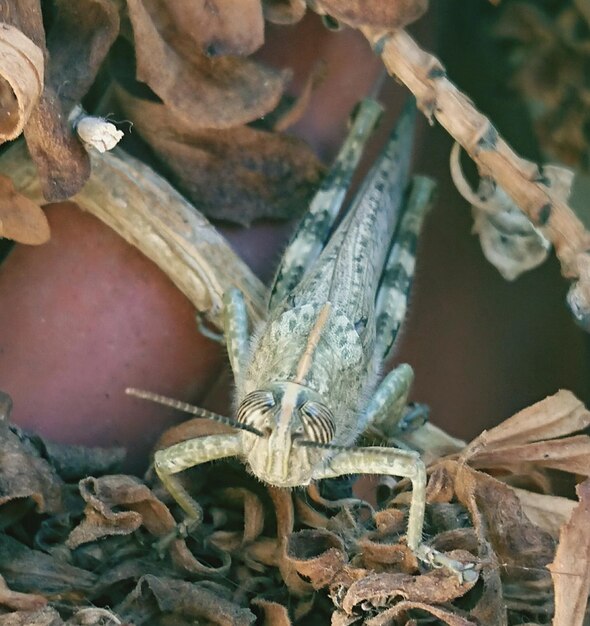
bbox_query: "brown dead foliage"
[0,388,587,624]
[0,0,329,231]
[115,87,323,225]
[312,0,428,29]
[494,1,590,168]
[0,174,49,244]
[1,0,120,200]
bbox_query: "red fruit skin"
[0,203,225,473]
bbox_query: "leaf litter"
[0,386,587,625]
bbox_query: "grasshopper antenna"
[126,388,264,437]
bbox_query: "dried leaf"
[364,601,477,626]
[116,88,323,224]
[0,23,43,142]
[549,478,590,626]
[341,567,477,615]
[143,0,265,57]
[313,0,427,29]
[286,528,346,589]
[0,606,64,626]
[23,0,119,200]
[0,413,62,515]
[273,61,326,132]
[0,573,46,611]
[469,434,590,476]
[262,0,306,25]
[44,0,119,112]
[450,143,569,281]
[453,462,555,575]
[116,575,256,626]
[126,0,286,129]
[251,598,291,626]
[66,475,176,548]
[268,487,312,596]
[512,488,576,539]
[0,174,49,244]
[39,441,125,482]
[464,390,590,453]
[0,534,96,598]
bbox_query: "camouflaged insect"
[129,100,472,576]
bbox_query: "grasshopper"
[129,99,471,576]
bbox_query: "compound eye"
[300,401,336,444]
[237,390,276,431]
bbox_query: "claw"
[155,517,201,558]
[415,543,479,584]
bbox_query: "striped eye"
[300,401,336,444]
[237,390,276,430]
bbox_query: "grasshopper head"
[236,382,336,486]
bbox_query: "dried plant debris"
[494,1,590,169]
[0,23,44,142]
[449,143,569,281]
[0,174,49,245]
[0,389,588,624]
[0,0,323,228]
[115,87,323,225]
[310,0,428,29]
[0,0,120,200]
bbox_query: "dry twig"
[0,142,266,329]
[351,25,590,330]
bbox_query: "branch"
[361,26,590,331]
[0,142,267,329]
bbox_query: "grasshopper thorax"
[236,381,336,486]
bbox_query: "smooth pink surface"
[0,203,224,472]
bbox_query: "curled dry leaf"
[450,142,571,281]
[0,24,43,143]
[450,462,555,575]
[126,0,286,129]
[312,0,428,29]
[468,434,590,476]
[148,0,265,57]
[0,173,49,244]
[464,389,590,451]
[23,0,120,200]
[0,534,96,598]
[549,478,590,626]
[116,88,323,225]
[0,405,62,515]
[262,0,306,25]
[0,607,64,626]
[116,575,256,626]
[512,488,576,539]
[0,573,46,611]
[363,601,477,626]
[66,475,176,548]
[340,567,477,615]
[286,528,346,589]
[273,61,327,132]
[251,598,291,626]
[38,440,125,482]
